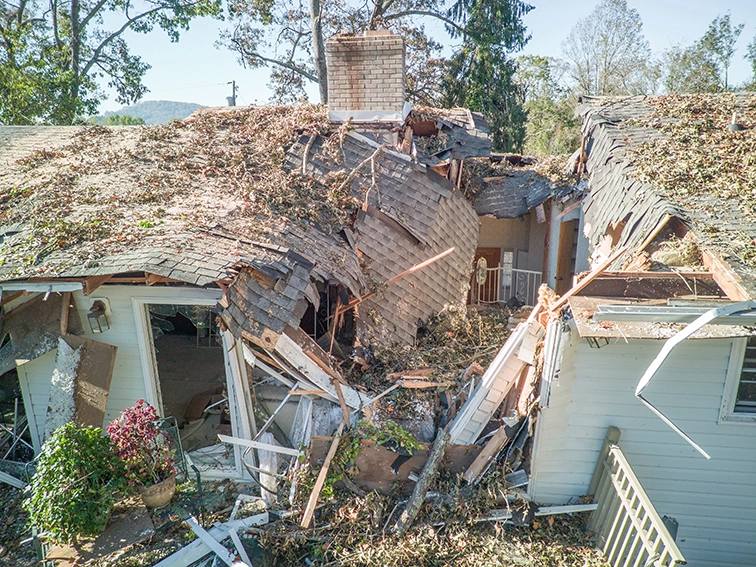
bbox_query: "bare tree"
[561,0,657,96]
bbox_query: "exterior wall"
[530,334,756,567]
[326,33,405,113]
[16,285,221,447]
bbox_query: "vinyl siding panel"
[531,336,756,567]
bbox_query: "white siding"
[531,336,756,567]
[16,285,220,443]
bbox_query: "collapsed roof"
[0,104,489,349]
[577,93,756,298]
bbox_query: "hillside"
[92,100,205,125]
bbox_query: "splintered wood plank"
[301,421,345,528]
[84,275,113,296]
[464,425,511,483]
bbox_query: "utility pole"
[226,81,237,106]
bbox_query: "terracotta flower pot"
[137,473,176,509]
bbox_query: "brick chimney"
[326,31,410,123]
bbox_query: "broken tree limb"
[550,246,628,313]
[301,421,346,528]
[393,425,450,536]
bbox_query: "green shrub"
[24,423,127,544]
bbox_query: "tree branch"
[382,10,465,35]
[235,41,319,83]
[80,4,164,76]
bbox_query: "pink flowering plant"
[107,399,176,487]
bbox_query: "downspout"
[635,300,756,459]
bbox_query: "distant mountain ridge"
[92,100,206,125]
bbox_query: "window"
[720,337,756,423]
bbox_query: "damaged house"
[449,93,755,567]
[0,32,489,481]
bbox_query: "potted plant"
[24,423,127,544]
[107,399,177,509]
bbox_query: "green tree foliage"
[661,13,745,93]
[515,55,579,155]
[442,0,533,152]
[0,0,220,125]
[89,114,146,125]
[662,42,720,93]
[746,36,756,91]
[24,423,126,544]
[562,0,657,96]
[698,13,744,91]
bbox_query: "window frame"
[719,337,756,424]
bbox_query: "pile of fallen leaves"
[0,105,361,274]
[343,304,510,392]
[259,483,608,567]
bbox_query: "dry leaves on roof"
[0,105,359,272]
[624,94,756,264]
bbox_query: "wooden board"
[309,438,481,495]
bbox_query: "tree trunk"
[68,0,81,123]
[393,426,450,536]
[309,0,328,104]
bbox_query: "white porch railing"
[470,267,542,306]
[588,427,686,567]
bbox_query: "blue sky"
[98,0,756,112]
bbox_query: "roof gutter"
[635,300,756,459]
